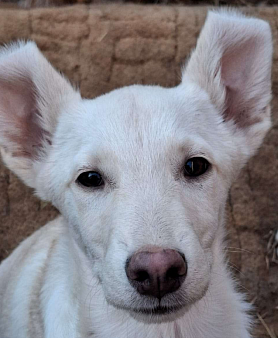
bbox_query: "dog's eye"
[77,171,104,188]
[184,157,210,177]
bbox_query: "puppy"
[0,10,272,338]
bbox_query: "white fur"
[0,10,272,338]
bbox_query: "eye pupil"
[184,157,209,177]
[77,171,104,188]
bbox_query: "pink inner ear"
[0,77,45,158]
[221,38,260,127]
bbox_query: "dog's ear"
[183,10,272,158]
[0,41,79,188]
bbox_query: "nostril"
[125,259,150,283]
[134,270,149,282]
[166,267,182,280]
[179,251,186,262]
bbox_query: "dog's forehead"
[54,82,234,180]
[76,83,218,151]
[57,82,228,174]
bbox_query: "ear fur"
[0,41,80,188]
[183,10,272,157]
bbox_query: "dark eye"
[77,171,104,188]
[184,157,210,177]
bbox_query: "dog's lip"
[131,305,184,315]
[107,298,186,316]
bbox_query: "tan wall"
[0,5,277,336]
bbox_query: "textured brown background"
[0,5,277,337]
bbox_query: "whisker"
[225,247,256,255]
[227,262,247,277]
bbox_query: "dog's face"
[0,11,272,323]
[40,84,232,321]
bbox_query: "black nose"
[125,247,187,299]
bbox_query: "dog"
[0,9,273,338]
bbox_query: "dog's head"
[0,11,272,323]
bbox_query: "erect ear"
[0,41,80,188]
[183,10,272,158]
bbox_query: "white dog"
[0,9,272,338]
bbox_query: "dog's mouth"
[108,297,188,321]
[127,303,189,323]
[106,284,210,324]
[132,305,184,315]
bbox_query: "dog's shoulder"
[0,216,63,337]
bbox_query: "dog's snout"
[125,248,187,299]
